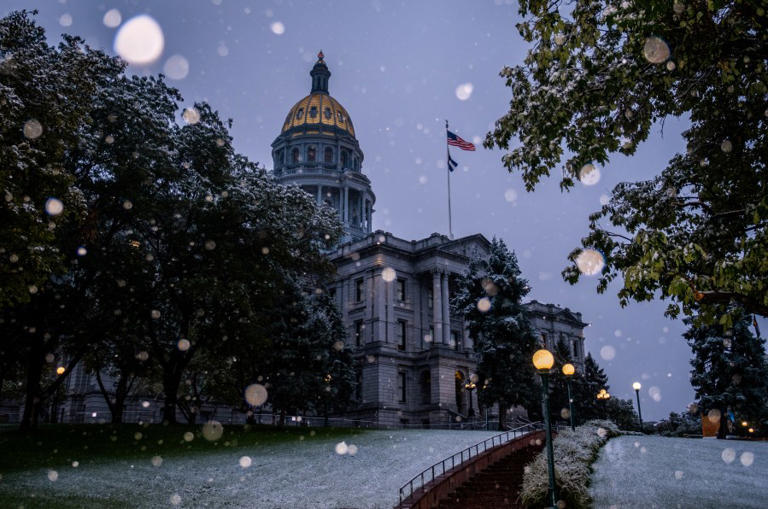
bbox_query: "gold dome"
[281,92,355,137]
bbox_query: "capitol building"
[271,53,588,427]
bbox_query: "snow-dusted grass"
[0,428,498,508]
[520,420,620,508]
[590,435,768,509]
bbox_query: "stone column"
[432,271,442,344]
[316,185,322,204]
[343,186,349,223]
[441,271,451,345]
[375,270,386,343]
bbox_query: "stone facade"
[271,54,589,427]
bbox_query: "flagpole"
[446,119,453,239]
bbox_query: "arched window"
[323,107,332,119]
[291,148,299,163]
[309,106,318,119]
[324,147,334,163]
[295,107,304,120]
[341,150,349,168]
[307,145,316,162]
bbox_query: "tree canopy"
[0,11,349,428]
[486,0,768,326]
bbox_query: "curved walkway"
[590,435,768,509]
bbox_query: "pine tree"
[685,310,768,438]
[572,353,610,422]
[452,238,539,429]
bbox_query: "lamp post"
[562,363,575,431]
[632,382,643,432]
[464,379,476,418]
[533,348,557,508]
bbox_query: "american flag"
[447,130,475,151]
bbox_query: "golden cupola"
[280,52,356,137]
[271,52,374,243]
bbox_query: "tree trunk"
[498,403,507,431]
[717,408,729,439]
[162,372,182,424]
[19,348,43,431]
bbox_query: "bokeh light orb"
[103,9,122,28]
[45,197,64,216]
[114,15,164,65]
[270,21,285,35]
[23,119,43,139]
[381,267,396,282]
[455,83,474,101]
[202,420,224,441]
[579,163,601,185]
[163,54,189,80]
[575,248,605,276]
[244,383,268,406]
[643,36,670,64]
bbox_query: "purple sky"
[8,0,764,420]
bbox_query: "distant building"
[271,53,588,427]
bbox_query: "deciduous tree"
[485,1,768,326]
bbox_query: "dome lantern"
[310,51,331,94]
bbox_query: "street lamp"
[464,379,476,418]
[596,389,611,419]
[533,348,557,509]
[562,363,575,431]
[632,382,643,432]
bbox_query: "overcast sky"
[8,0,766,420]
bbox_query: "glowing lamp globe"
[56,366,66,375]
[532,349,555,371]
[632,382,642,391]
[562,363,575,376]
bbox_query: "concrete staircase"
[435,445,539,509]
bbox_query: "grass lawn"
[590,435,768,509]
[0,423,497,508]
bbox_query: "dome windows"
[309,106,318,119]
[307,145,316,162]
[323,107,332,120]
[337,111,345,123]
[292,148,300,163]
[324,147,334,163]
[295,107,304,120]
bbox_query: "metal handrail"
[396,421,543,507]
